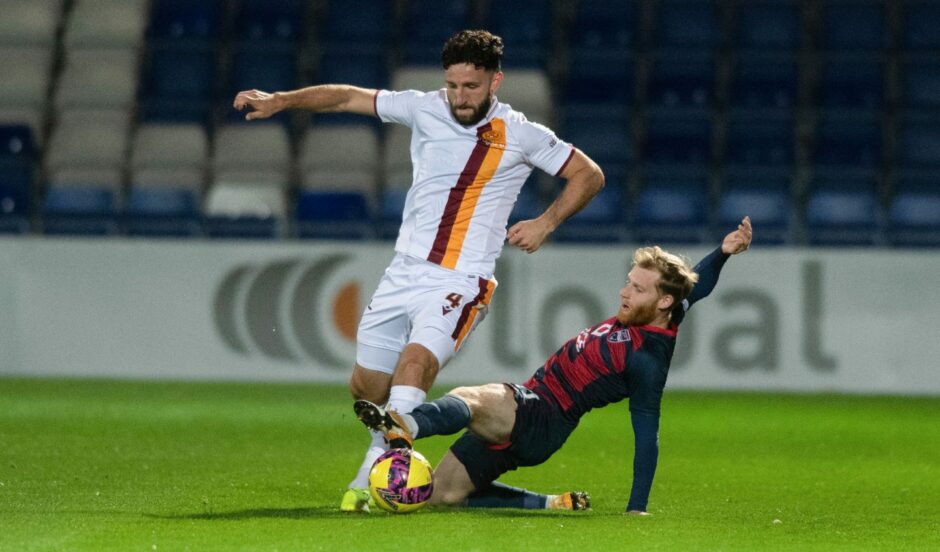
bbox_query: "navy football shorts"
[449,383,579,490]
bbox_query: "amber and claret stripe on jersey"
[427,118,507,270]
[451,276,498,351]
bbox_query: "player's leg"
[342,257,412,512]
[434,435,588,510]
[354,383,517,446]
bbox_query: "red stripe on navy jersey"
[540,371,573,410]
[451,276,488,339]
[629,326,646,352]
[427,123,493,264]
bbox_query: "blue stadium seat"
[821,2,885,52]
[484,0,552,67]
[902,60,940,109]
[0,125,35,162]
[125,187,201,237]
[805,186,880,246]
[730,55,799,109]
[647,52,715,109]
[42,185,119,236]
[552,184,627,243]
[562,111,632,178]
[897,118,940,169]
[231,48,298,97]
[726,112,794,167]
[903,2,940,51]
[148,0,223,41]
[403,0,470,64]
[0,167,32,234]
[570,0,637,52]
[318,45,388,89]
[296,191,373,240]
[140,44,215,123]
[377,188,408,240]
[634,181,709,244]
[507,176,544,224]
[819,57,883,109]
[814,114,882,170]
[0,125,35,232]
[235,0,304,45]
[655,0,720,51]
[563,54,634,107]
[888,177,940,247]
[735,1,800,52]
[645,112,711,167]
[718,185,790,244]
[319,0,393,45]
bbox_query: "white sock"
[387,385,427,415]
[348,429,387,489]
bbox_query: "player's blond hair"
[632,246,699,305]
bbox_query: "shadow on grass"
[148,505,607,521]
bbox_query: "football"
[368,448,434,513]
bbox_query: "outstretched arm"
[233,85,378,121]
[506,148,604,253]
[686,216,752,307]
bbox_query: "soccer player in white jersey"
[233,30,605,512]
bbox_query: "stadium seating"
[820,1,885,53]
[41,183,120,236]
[902,1,940,51]
[735,0,800,52]
[805,183,881,246]
[213,124,291,188]
[377,188,408,240]
[0,125,35,233]
[125,185,201,237]
[483,0,552,67]
[814,112,882,171]
[382,126,415,191]
[730,54,799,110]
[319,0,393,45]
[64,0,149,49]
[295,191,373,240]
[0,46,53,137]
[204,182,285,239]
[819,55,884,110]
[726,111,794,167]
[403,0,470,64]
[896,116,940,170]
[655,0,721,51]
[901,58,940,110]
[647,52,716,109]
[55,49,139,114]
[0,0,61,47]
[888,176,940,247]
[634,178,710,245]
[552,183,628,243]
[644,111,712,168]
[718,172,792,244]
[300,125,379,201]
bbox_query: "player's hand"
[233,89,283,121]
[721,215,752,255]
[626,510,651,516]
[506,218,551,253]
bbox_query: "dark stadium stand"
[0,0,937,246]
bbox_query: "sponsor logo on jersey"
[607,329,632,343]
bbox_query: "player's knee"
[431,486,469,506]
[349,372,388,404]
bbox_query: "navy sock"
[409,394,471,438]
[465,482,547,510]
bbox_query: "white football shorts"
[356,253,497,374]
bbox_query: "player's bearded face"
[617,267,667,326]
[445,64,502,126]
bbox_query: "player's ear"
[490,71,504,94]
[657,294,675,311]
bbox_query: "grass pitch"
[1,378,937,551]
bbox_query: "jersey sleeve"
[686,246,730,309]
[374,89,425,127]
[518,120,575,176]
[626,350,667,512]
[627,350,667,416]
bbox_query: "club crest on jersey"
[479,129,506,149]
[607,329,632,343]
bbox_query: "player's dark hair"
[441,30,503,71]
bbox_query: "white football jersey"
[375,89,575,277]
